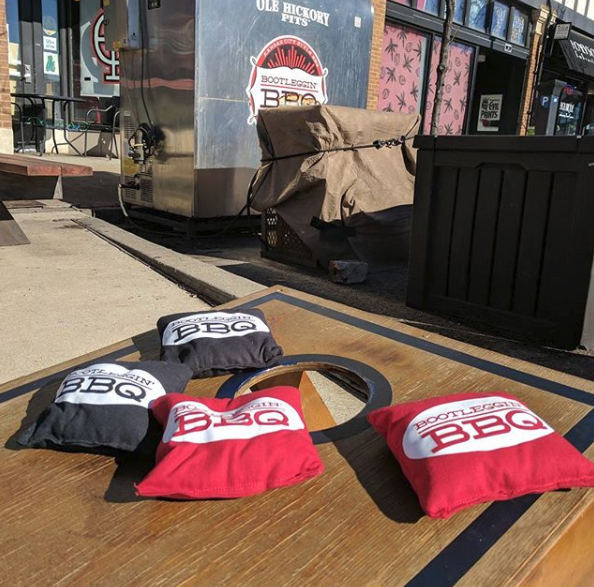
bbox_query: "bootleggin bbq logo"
[163,397,305,444]
[91,10,119,84]
[402,396,554,459]
[54,364,165,408]
[162,312,271,345]
[246,35,328,124]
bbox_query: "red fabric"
[136,386,324,499]
[368,392,594,519]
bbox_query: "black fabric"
[157,308,283,378]
[17,361,192,455]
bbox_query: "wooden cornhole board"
[2,286,594,586]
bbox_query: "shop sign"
[43,36,57,52]
[255,0,331,28]
[559,30,594,78]
[558,101,576,120]
[246,35,328,124]
[554,23,571,40]
[477,94,503,132]
[42,10,59,79]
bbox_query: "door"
[10,0,63,96]
[6,0,25,94]
[14,0,43,94]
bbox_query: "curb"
[75,216,266,305]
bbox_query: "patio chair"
[82,105,120,158]
[11,102,44,155]
[49,105,119,158]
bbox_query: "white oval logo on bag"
[163,397,304,444]
[54,363,165,408]
[403,396,554,459]
[163,312,270,345]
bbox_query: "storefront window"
[468,0,488,31]
[377,24,429,115]
[423,39,475,135]
[556,84,583,135]
[454,0,466,23]
[491,2,510,39]
[70,0,120,121]
[42,0,61,96]
[417,0,441,16]
[6,1,21,94]
[510,9,528,45]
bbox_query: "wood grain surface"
[1,286,593,587]
[0,154,93,177]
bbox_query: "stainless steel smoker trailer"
[104,0,374,227]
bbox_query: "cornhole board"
[2,286,594,586]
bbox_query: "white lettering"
[163,397,305,444]
[281,2,329,27]
[163,312,270,345]
[403,396,554,459]
[54,363,166,408]
[257,0,280,12]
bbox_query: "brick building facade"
[366,0,388,110]
[2,0,594,154]
[366,0,594,136]
[0,0,12,153]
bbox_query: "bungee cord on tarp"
[118,129,416,240]
[259,133,414,163]
[245,129,417,243]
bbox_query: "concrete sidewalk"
[0,199,363,425]
[0,201,212,385]
[4,181,594,393]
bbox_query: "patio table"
[11,92,88,155]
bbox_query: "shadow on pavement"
[112,220,594,384]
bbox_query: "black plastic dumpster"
[407,135,594,349]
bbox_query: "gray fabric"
[251,105,420,267]
[18,361,193,455]
[158,308,283,378]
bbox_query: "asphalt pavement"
[95,211,594,384]
[4,153,594,388]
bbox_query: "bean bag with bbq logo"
[18,362,193,455]
[136,386,324,499]
[157,308,283,378]
[368,392,594,519]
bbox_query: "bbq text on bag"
[162,312,271,345]
[54,364,166,409]
[403,396,553,459]
[163,397,305,444]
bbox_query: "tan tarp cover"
[251,105,420,267]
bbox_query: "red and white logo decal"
[403,396,554,459]
[91,10,120,84]
[163,397,305,444]
[246,35,328,124]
